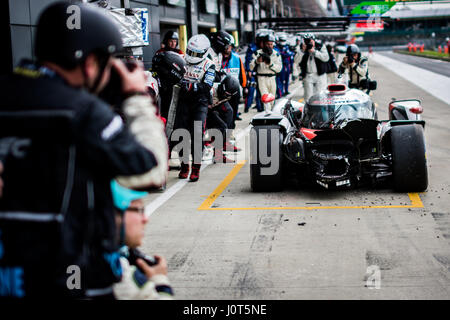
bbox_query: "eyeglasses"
[127,207,146,215]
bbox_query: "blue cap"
[110,180,148,212]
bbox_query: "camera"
[128,248,158,270]
[304,38,314,51]
[347,55,354,64]
[258,52,271,64]
[98,59,139,108]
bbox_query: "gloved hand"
[181,81,198,93]
[262,53,271,64]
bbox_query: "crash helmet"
[264,33,276,43]
[152,51,186,86]
[277,34,287,45]
[217,75,240,100]
[185,34,210,64]
[35,2,123,69]
[163,30,179,46]
[210,30,234,54]
[256,31,268,42]
[303,33,316,41]
[346,44,360,57]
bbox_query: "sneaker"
[224,141,241,152]
[178,163,190,179]
[189,164,201,182]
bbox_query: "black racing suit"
[0,61,157,298]
[175,59,216,165]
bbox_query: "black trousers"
[228,90,241,129]
[175,92,209,165]
[206,102,234,145]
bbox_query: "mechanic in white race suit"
[338,44,369,89]
[175,34,216,182]
[250,34,282,110]
[299,34,329,102]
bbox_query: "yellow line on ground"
[408,192,424,207]
[198,161,246,210]
[198,161,424,211]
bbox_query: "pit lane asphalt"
[380,51,450,78]
[141,56,450,299]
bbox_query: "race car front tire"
[391,124,428,192]
[250,125,283,192]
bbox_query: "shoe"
[189,164,201,182]
[214,149,235,163]
[244,108,249,113]
[224,141,241,152]
[236,116,242,121]
[178,163,190,179]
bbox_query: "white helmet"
[186,34,210,64]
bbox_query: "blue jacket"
[222,51,247,87]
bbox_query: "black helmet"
[264,34,276,43]
[217,75,240,100]
[303,33,316,41]
[346,44,360,56]
[35,2,123,69]
[152,51,186,86]
[210,30,234,53]
[163,31,179,45]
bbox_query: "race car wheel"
[391,124,428,191]
[250,125,283,192]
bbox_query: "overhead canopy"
[257,17,351,33]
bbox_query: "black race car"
[250,84,428,192]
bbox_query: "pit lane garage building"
[1,0,319,73]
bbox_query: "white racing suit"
[300,44,329,102]
[175,57,216,165]
[338,55,369,89]
[250,49,282,110]
[292,44,303,79]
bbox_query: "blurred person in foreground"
[111,181,173,300]
[0,2,167,299]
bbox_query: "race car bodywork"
[250,84,428,192]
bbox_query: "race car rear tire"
[250,125,283,192]
[391,124,428,192]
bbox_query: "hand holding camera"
[304,39,315,52]
[99,59,149,107]
[136,254,168,279]
[111,59,148,95]
[259,52,271,65]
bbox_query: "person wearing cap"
[299,34,329,101]
[0,2,168,298]
[244,32,266,113]
[156,30,184,55]
[110,181,174,300]
[292,36,304,81]
[221,36,247,127]
[338,44,369,89]
[276,34,294,97]
[250,34,283,111]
